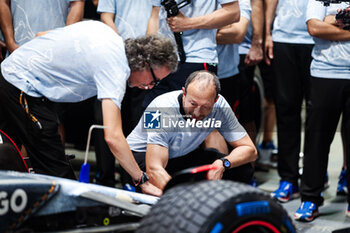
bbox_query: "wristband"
[133,172,149,187]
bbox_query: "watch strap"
[133,172,149,186]
[220,158,231,170]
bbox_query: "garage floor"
[256,131,350,233]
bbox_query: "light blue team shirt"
[238,24,252,55]
[238,0,253,55]
[127,90,246,159]
[272,0,314,44]
[9,0,81,46]
[152,0,236,63]
[1,21,130,109]
[97,0,152,39]
[306,1,350,79]
[217,0,251,78]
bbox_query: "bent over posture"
[0,20,178,196]
[127,71,257,190]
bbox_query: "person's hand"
[166,11,189,32]
[140,181,163,197]
[244,42,263,66]
[207,160,225,180]
[264,34,274,65]
[0,40,7,62]
[335,7,350,29]
[7,41,19,54]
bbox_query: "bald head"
[182,71,221,120]
[184,70,221,100]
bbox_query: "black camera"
[161,0,191,17]
[160,0,191,63]
[336,8,350,29]
[316,0,349,6]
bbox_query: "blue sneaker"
[337,168,348,196]
[294,201,319,222]
[271,181,299,203]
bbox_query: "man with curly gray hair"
[124,35,177,89]
[0,20,177,196]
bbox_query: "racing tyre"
[137,180,295,233]
[253,73,265,145]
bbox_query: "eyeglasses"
[128,65,161,89]
[149,66,160,87]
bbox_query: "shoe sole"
[294,210,319,222]
[337,191,348,196]
[275,193,300,203]
[337,188,348,196]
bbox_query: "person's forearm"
[101,13,119,34]
[0,0,18,52]
[227,145,257,168]
[264,0,278,36]
[0,39,6,62]
[147,165,171,190]
[186,2,240,30]
[66,0,84,25]
[147,6,160,35]
[216,17,249,44]
[145,144,171,190]
[307,18,350,41]
[102,99,143,181]
[251,0,264,47]
[105,132,143,181]
[227,135,257,168]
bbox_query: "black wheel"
[253,72,265,145]
[137,180,295,233]
[0,129,29,172]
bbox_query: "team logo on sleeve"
[143,110,161,129]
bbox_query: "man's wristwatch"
[219,158,231,171]
[133,172,149,187]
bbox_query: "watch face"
[224,160,230,168]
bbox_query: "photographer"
[143,0,240,108]
[294,0,350,221]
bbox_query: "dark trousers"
[219,74,240,115]
[133,148,254,184]
[272,42,313,185]
[0,72,75,179]
[237,54,256,123]
[301,77,350,206]
[93,99,116,187]
[142,62,217,108]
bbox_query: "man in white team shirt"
[294,1,350,222]
[127,70,257,190]
[0,20,178,196]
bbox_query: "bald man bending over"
[127,70,257,190]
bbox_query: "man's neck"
[177,93,190,120]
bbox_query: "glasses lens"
[150,67,160,86]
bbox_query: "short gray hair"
[184,70,221,98]
[124,34,178,72]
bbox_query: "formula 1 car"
[0,129,296,233]
[0,170,296,233]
